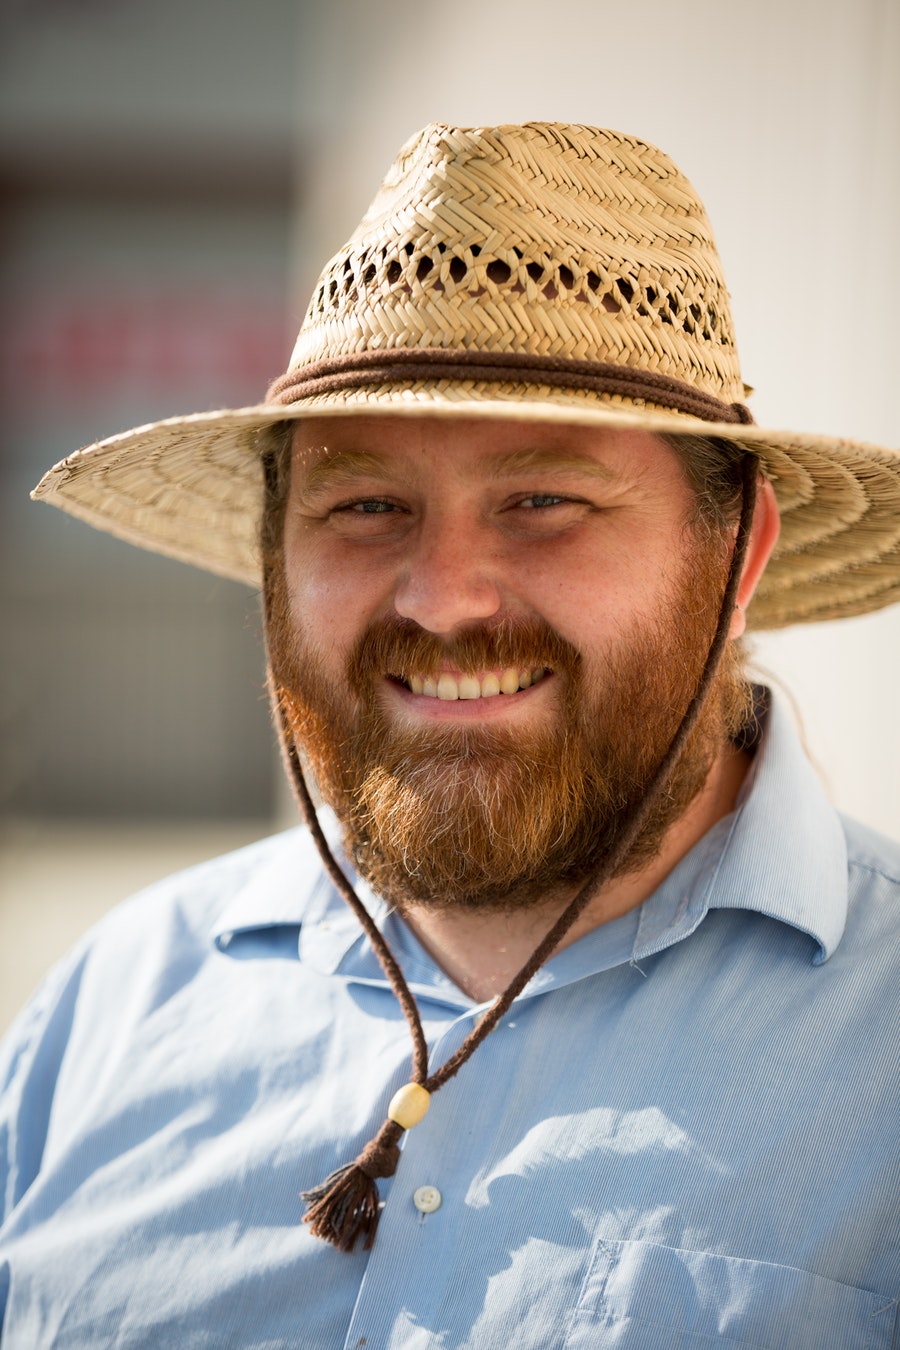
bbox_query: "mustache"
[346,615,582,690]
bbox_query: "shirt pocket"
[563,1237,897,1350]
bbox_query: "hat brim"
[31,384,900,630]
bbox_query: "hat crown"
[290,122,743,405]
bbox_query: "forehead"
[288,414,686,489]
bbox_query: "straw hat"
[32,122,900,629]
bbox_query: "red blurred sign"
[2,285,290,408]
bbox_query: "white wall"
[292,0,900,836]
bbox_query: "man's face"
[267,415,747,913]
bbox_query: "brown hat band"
[267,349,755,426]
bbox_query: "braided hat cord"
[271,456,757,1250]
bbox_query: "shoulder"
[842,814,900,888]
[0,827,315,1087]
[107,826,313,930]
[0,828,321,1221]
[70,825,315,963]
[833,814,900,966]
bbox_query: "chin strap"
[269,455,759,1252]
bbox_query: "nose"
[392,513,503,635]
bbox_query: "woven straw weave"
[290,124,741,405]
[32,122,900,629]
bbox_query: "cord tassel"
[301,1118,403,1251]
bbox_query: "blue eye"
[522,494,566,508]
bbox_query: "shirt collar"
[209,688,848,995]
[631,690,847,964]
[210,824,328,943]
[210,813,478,1009]
[715,689,847,960]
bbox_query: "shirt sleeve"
[0,946,88,1227]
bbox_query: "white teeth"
[499,669,520,695]
[437,674,459,701]
[406,666,548,700]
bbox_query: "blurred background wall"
[1,0,897,1031]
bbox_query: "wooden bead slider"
[388,1082,431,1130]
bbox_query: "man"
[2,123,898,1347]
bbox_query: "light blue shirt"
[1,694,898,1348]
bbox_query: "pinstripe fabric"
[0,694,897,1348]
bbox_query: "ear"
[729,475,781,639]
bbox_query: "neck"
[400,740,752,1002]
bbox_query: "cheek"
[283,530,388,672]
[521,547,663,655]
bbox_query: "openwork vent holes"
[310,242,733,348]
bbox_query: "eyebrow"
[295,443,623,497]
[482,448,622,483]
[295,450,396,497]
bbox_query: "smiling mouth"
[392,667,549,701]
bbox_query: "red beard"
[266,541,749,915]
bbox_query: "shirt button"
[413,1184,442,1214]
